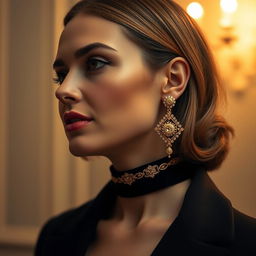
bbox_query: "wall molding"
[0,0,91,247]
[0,226,39,246]
[0,0,52,246]
[0,0,10,244]
[0,0,38,247]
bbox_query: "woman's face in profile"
[54,14,165,159]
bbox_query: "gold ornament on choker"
[111,157,181,185]
[154,95,184,158]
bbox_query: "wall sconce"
[219,0,238,45]
[186,0,256,93]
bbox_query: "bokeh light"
[220,0,238,14]
[186,2,204,20]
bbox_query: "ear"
[161,57,190,99]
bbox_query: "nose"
[55,74,82,105]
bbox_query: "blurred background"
[0,0,255,255]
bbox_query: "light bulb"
[220,0,238,14]
[187,2,204,20]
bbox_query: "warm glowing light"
[186,2,204,20]
[220,0,238,14]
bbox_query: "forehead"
[57,14,131,58]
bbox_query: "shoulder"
[231,208,256,254]
[39,199,94,236]
[34,182,115,255]
[34,199,94,255]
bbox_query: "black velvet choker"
[110,155,196,197]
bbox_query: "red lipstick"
[63,111,93,132]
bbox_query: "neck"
[112,179,191,227]
[106,130,167,171]
[106,140,195,227]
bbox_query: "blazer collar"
[178,169,234,244]
[151,169,235,255]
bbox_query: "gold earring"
[155,95,184,158]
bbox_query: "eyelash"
[53,73,66,85]
[86,57,110,72]
[53,57,110,85]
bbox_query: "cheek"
[87,67,156,114]
[87,70,159,137]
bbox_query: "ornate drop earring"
[155,95,184,158]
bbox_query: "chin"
[67,134,130,158]
[69,148,84,157]
[69,144,93,157]
[68,138,104,157]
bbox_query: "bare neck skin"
[112,179,191,228]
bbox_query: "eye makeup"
[52,42,118,85]
[53,69,69,85]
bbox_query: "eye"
[53,71,67,85]
[86,57,110,72]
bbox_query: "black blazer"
[35,169,256,255]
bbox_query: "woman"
[35,0,256,255]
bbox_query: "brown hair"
[64,0,234,171]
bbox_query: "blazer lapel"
[152,169,235,255]
[76,182,117,255]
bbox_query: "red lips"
[63,111,93,132]
[64,111,93,124]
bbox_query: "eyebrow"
[52,42,117,69]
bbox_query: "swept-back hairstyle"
[64,0,234,171]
